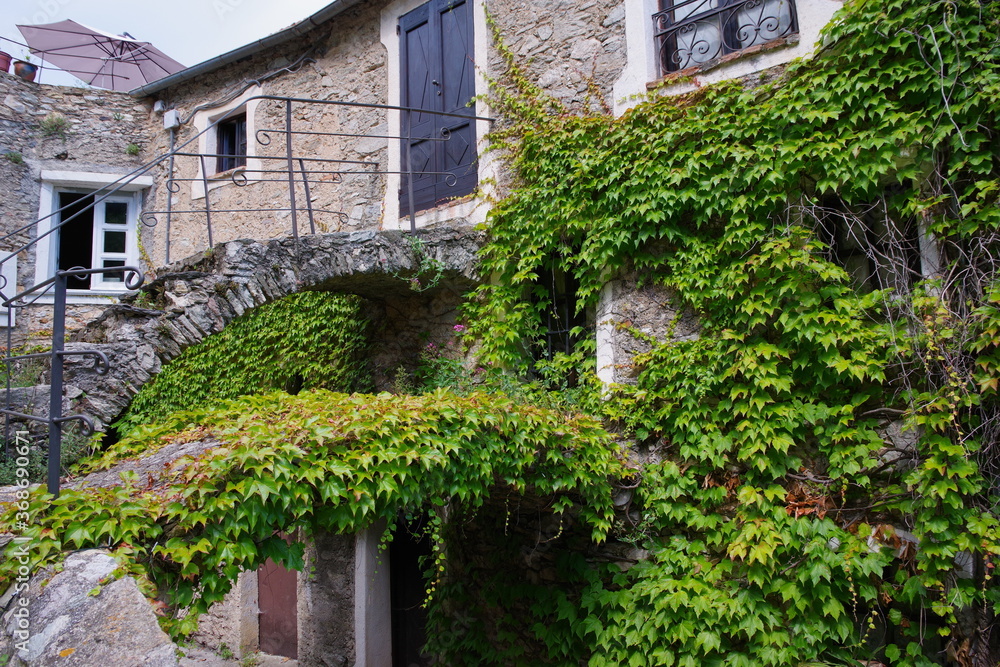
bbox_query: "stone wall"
[191,572,258,659]
[140,0,631,267]
[0,0,631,345]
[0,71,152,343]
[60,228,482,430]
[596,277,700,385]
[298,531,357,665]
[0,75,150,170]
[143,1,393,266]
[486,0,628,113]
[370,288,466,390]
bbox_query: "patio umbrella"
[16,20,184,91]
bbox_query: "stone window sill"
[647,34,800,90]
[208,166,246,181]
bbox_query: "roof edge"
[129,0,362,98]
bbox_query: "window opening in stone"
[284,373,304,396]
[55,192,134,291]
[816,184,921,294]
[216,112,247,174]
[533,259,587,389]
[57,192,95,289]
[653,0,798,74]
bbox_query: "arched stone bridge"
[63,227,484,431]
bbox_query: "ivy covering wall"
[116,291,372,433]
[450,0,1000,663]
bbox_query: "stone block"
[0,550,178,666]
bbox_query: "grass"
[38,113,70,139]
[0,429,94,486]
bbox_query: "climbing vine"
[447,0,1000,664]
[3,0,1000,665]
[1,390,624,636]
[116,291,372,433]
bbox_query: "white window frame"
[88,196,135,291]
[34,171,152,305]
[0,258,17,327]
[191,85,262,200]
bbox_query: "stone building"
[0,74,152,334]
[0,0,849,663]
[0,0,843,341]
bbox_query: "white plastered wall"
[354,522,391,667]
[595,281,618,386]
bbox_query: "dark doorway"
[57,192,95,290]
[258,553,298,658]
[390,519,433,667]
[399,0,477,215]
[534,260,586,364]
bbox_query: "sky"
[0,0,336,87]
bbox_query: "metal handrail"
[0,94,492,271]
[0,94,492,497]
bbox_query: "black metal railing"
[0,94,491,496]
[0,266,143,497]
[653,0,798,73]
[142,96,490,259]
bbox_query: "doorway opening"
[390,517,433,666]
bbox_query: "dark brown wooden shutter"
[400,0,477,215]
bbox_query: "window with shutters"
[398,0,477,216]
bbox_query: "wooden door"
[258,556,298,658]
[399,0,477,215]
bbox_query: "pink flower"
[453,324,467,333]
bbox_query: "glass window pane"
[102,259,125,282]
[103,231,127,253]
[104,202,128,225]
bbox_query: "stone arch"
[64,228,484,430]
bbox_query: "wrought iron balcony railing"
[653,0,798,74]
